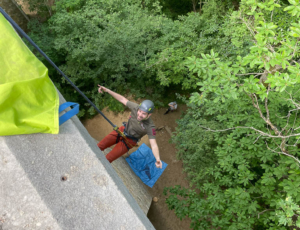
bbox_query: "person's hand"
[98,85,108,93]
[155,160,162,169]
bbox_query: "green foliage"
[151,0,252,89]
[169,90,300,229]
[24,0,300,227]
[166,0,300,229]
[172,100,221,184]
[25,20,62,74]
[276,197,300,227]
[26,0,248,117]
[26,0,246,116]
[22,0,54,19]
[27,0,176,115]
[158,0,193,19]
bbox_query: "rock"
[153,197,159,203]
[165,126,173,136]
[155,126,165,131]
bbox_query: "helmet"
[139,100,154,114]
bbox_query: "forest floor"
[83,103,191,230]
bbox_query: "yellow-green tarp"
[0,14,59,136]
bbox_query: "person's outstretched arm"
[149,139,162,168]
[98,85,128,106]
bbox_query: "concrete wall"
[0,4,154,229]
[102,148,152,215]
[0,93,155,230]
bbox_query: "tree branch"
[239,15,256,39]
[265,142,300,165]
[199,125,300,139]
[253,135,262,144]
[292,37,300,59]
[251,93,280,135]
[236,73,264,76]
[265,85,270,121]
[258,209,274,219]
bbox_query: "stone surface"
[0,92,155,230]
[101,148,152,215]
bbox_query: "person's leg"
[105,141,128,163]
[106,137,137,162]
[97,126,137,163]
[97,126,125,151]
[164,107,171,115]
[97,132,118,151]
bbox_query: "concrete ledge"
[0,92,155,230]
[102,148,152,215]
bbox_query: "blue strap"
[59,102,79,125]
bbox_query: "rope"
[0,7,139,149]
[0,7,116,128]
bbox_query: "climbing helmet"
[139,100,154,114]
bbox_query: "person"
[97,85,162,168]
[164,101,177,115]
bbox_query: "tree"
[150,0,251,89]
[25,0,242,116]
[27,0,175,115]
[27,0,217,116]
[165,0,300,229]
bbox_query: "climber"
[97,85,162,168]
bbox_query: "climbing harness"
[122,122,140,143]
[0,7,135,144]
[114,126,136,150]
[114,122,139,150]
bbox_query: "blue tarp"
[126,143,167,188]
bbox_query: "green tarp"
[0,14,59,136]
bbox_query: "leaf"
[284,6,295,11]
[280,86,287,92]
[257,3,265,8]
[289,0,296,5]
[283,61,287,69]
[213,97,219,103]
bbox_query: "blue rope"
[0,7,116,128]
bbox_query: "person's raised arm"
[98,85,128,106]
[149,139,162,168]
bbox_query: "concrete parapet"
[0,92,155,230]
[102,148,152,215]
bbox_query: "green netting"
[0,14,59,135]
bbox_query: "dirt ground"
[83,103,192,230]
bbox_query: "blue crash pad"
[126,143,167,188]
